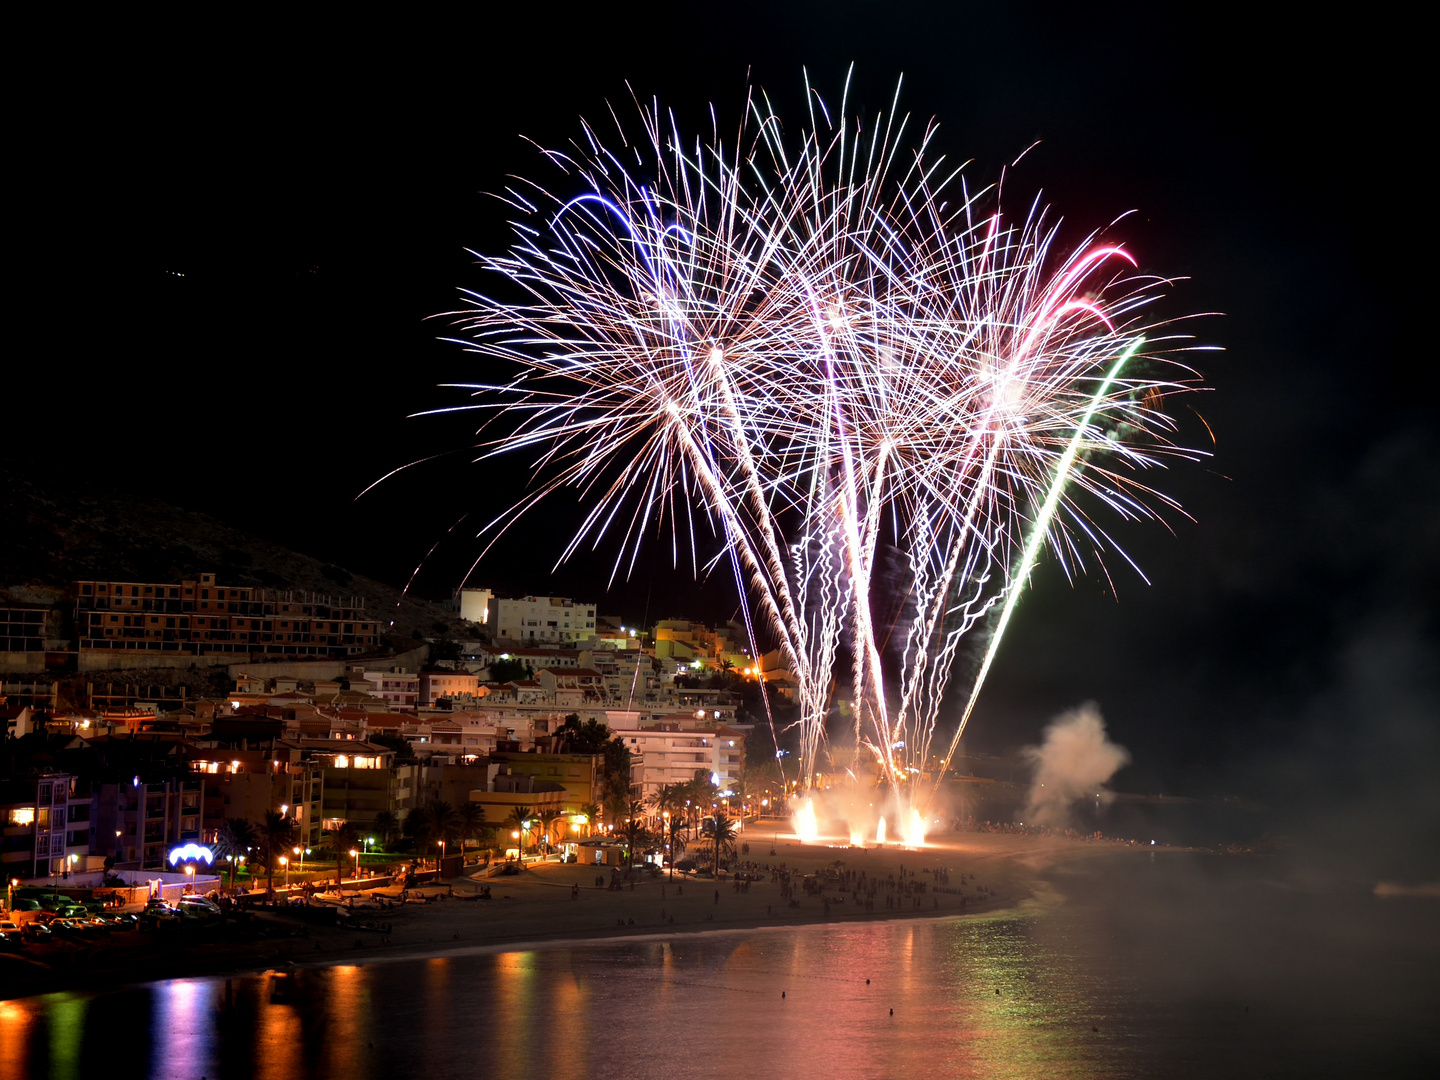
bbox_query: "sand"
[0,831,1146,998]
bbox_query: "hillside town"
[2,574,798,898]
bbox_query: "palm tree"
[603,790,629,837]
[687,769,718,829]
[536,808,563,853]
[329,820,360,883]
[505,805,534,858]
[578,803,600,838]
[260,810,295,895]
[620,797,650,867]
[652,784,688,877]
[214,818,256,892]
[701,812,736,876]
[422,800,462,867]
[457,801,487,863]
[372,810,400,850]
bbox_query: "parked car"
[21,921,52,942]
[0,920,23,947]
[177,895,222,919]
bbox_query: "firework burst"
[427,71,1209,813]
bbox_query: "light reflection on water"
[3,854,1436,1079]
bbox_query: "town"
[2,573,800,901]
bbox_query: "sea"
[2,846,1436,1079]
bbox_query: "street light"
[280,856,289,888]
[511,830,520,862]
[350,849,360,879]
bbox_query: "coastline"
[0,832,1176,1000]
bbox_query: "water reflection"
[3,856,1434,1079]
[0,922,1116,1080]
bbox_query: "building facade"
[75,573,379,660]
[488,596,597,644]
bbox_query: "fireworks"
[433,72,1206,822]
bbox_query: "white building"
[488,596,597,644]
[609,716,746,797]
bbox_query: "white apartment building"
[610,717,746,797]
[488,595,597,644]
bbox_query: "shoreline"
[0,832,1185,1000]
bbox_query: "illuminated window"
[8,808,35,825]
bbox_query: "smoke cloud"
[1023,703,1131,827]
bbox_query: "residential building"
[0,607,46,653]
[419,670,482,707]
[609,717,746,797]
[488,595,597,644]
[74,572,380,660]
[1,773,92,878]
[488,750,603,815]
[361,669,420,711]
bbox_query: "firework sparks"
[432,72,1207,815]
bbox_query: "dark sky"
[12,6,1437,842]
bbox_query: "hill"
[0,466,474,651]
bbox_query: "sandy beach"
[0,831,1148,999]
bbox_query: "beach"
[0,831,1149,999]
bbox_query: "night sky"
[12,6,1436,866]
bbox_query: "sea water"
[2,851,1435,1079]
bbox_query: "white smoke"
[1023,703,1131,827]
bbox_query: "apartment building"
[0,607,47,653]
[610,717,746,797]
[361,669,420,711]
[488,595,597,644]
[74,572,379,660]
[1,773,92,878]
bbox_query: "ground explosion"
[426,71,1208,841]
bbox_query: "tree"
[260,810,295,895]
[603,789,629,837]
[457,801,487,861]
[329,820,360,883]
[701,812,737,875]
[489,656,530,683]
[536,808,563,852]
[505,805,535,856]
[556,715,613,753]
[620,797,651,867]
[214,818,257,891]
[578,802,600,838]
[427,640,462,663]
[652,784,689,877]
[687,770,719,830]
[410,800,461,867]
[373,810,400,849]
